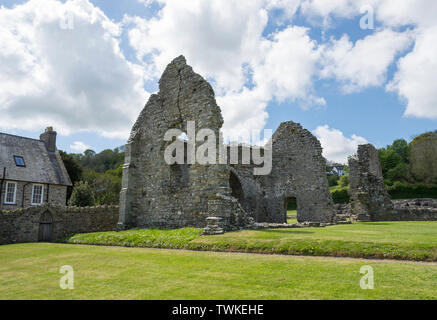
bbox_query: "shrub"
[327,175,340,187]
[68,181,96,207]
[339,175,349,188]
[331,187,350,204]
[387,182,437,200]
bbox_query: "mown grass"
[66,228,203,249]
[66,222,437,262]
[1,243,437,300]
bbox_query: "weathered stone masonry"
[0,205,119,245]
[118,56,335,232]
[349,144,394,221]
[349,144,437,221]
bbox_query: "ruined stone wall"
[118,56,248,231]
[261,122,335,223]
[349,144,394,221]
[226,145,268,222]
[228,131,335,224]
[119,56,336,230]
[0,204,119,245]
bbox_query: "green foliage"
[59,151,83,184]
[378,139,411,181]
[391,139,410,162]
[73,148,124,173]
[338,175,349,188]
[386,162,411,182]
[68,181,95,207]
[3,242,437,300]
[327,174,339,187]
[60,150,84,203]
[62,147,124,205]
[65,221,437,262]
[68,228,203,249]
[409,132,437,184]
[387,182,437,200]
[82,165,122,205]
[331,187,350,204]
[379,148,404,176]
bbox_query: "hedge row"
[331,188,350,204]
[329,183,437,204]
[387,183,437,200]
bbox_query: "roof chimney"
[40,127,57,152]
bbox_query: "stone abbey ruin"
[2,56,437,245]
[118,56,336,233]
[348,144,437,222]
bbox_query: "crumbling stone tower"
[118,56,250,231]
[349,144,394,221]
[118,56,335,231]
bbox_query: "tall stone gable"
[262,122,335,223]
[118,56,244,230]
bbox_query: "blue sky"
[1,0,436,163]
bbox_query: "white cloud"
[0,0,148,139]
[127,1,325,139]
[2,0,437,142]
[388,26,437,119]
[253,26,324,105]
[321,29,413,92]
[70,141,91,153]
[313,125,368,163]
[299,0,437,120]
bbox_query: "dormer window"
[14,156,25,167]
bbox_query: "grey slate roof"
[0,133,72,186]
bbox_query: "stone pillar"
[349,144,394,221]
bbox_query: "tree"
[59,151,83,185]
[386,162,411,183]
[60,150,84,204]
[409,132,437,184]
[339,175,350,188]
[391,139,410,163]
[68,181,95,207]
[379,148,403,177]
[327,174,339,187]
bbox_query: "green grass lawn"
[1,243,436,300]
[287,210,298,224]
[66,222,437,262]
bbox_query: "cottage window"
[31,184,44,205]
[14,156,25,167]
[4,182,17,204]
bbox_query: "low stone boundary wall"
[372,208,437,222]
[0,204,119,245]
[333,199,437,222]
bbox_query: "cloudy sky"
[1,0,436,163]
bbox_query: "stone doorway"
[38,211,53,242]
[284,197,298,224]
